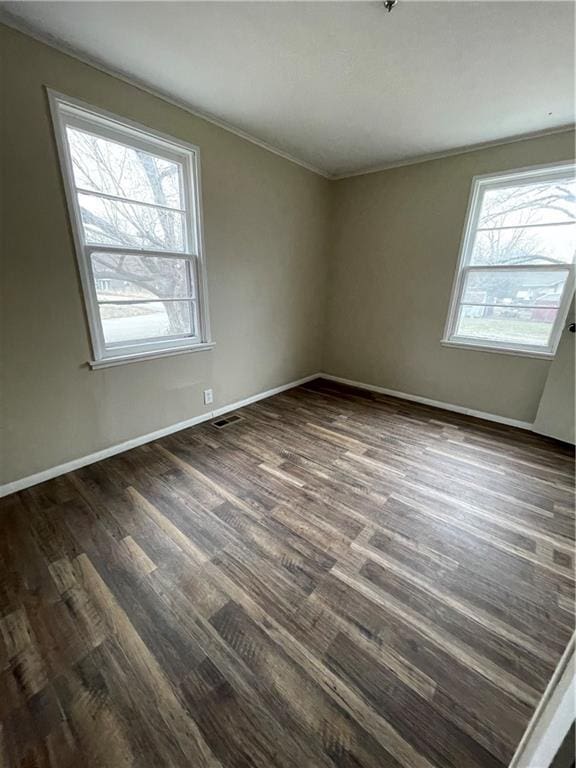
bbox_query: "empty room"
[0,2,575,767]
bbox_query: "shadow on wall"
[534,302,576,444]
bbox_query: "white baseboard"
[0,373,320,498]
[211,373,319,418]
[0,370,544,498]
[318,373,534,431]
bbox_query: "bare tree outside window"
[463,182,575,325]
[68,128,194,340]
[445,168,575,352]
[476,182,575,264]
[51,94,210,364]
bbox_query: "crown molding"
[332,124,576,180]
[1,11,574,184]
[0,11,332,179]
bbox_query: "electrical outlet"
[203,388,213,405]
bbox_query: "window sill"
[440,339,554,360]
[89,342,215,369]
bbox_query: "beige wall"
[0,25,330,485]
[2,25,575,487]
[533,302,575,445]
[324,132,576,423]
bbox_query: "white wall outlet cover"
[203,388,214,405]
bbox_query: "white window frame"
[442,162,575,359]
[48,90,213,368]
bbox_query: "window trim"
[442,161,575,359]
[48,89,213,367]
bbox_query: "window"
[443,163,575,357]
[49,91,212,367]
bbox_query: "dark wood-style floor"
[1,379,574,768]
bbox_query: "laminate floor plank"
[1,379,574,768]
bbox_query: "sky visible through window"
[448,173,575,351]
[66,125,197,347]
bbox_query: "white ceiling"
[2,1,575,177]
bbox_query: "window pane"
[91,252,193,301]
[67,127,182,209]
[470,223,575,266]
[462,269,568,308]
[79,193,185,251]
[99,301,194,345]
[479,180,576,228]
[455,305,556,347]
